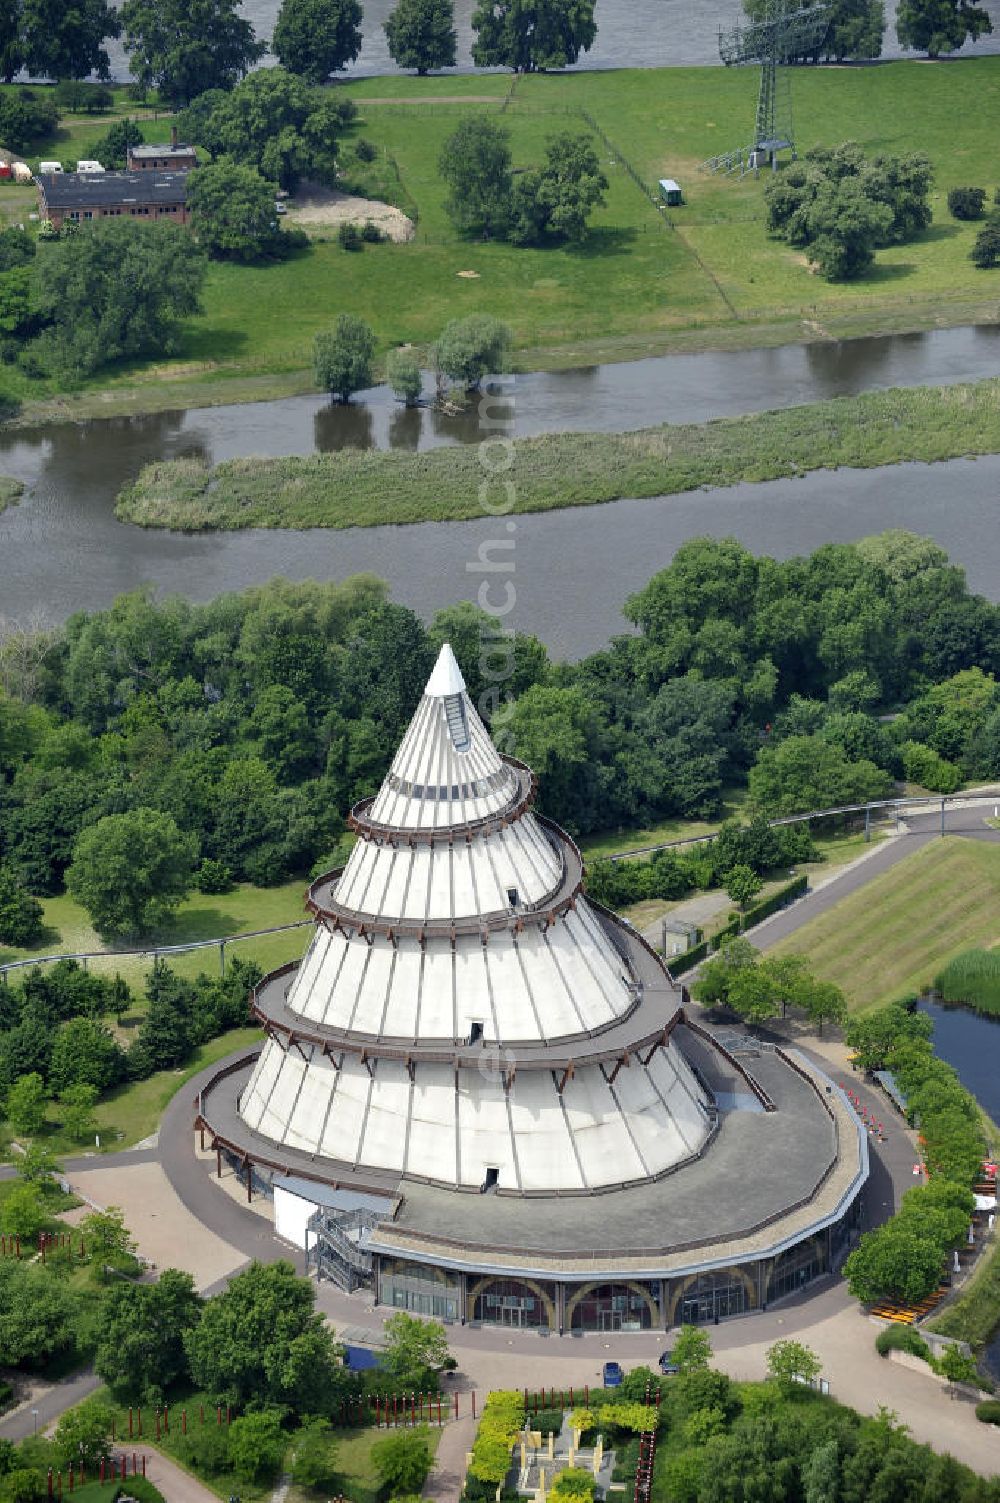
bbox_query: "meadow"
[772,837,1000,1011]
[3,58,1000,418]
[117,375,1000,529]
[0,881,311,991]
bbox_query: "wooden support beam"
[608,1052,629,1085]
[557,1062,575,1094]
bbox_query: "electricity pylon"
[705,0,831,176]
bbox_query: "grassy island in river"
[117,378,1000,531]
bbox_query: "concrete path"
[143,1446,222,1503]
[422,1414,477,1503]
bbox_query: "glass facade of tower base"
[374,1194,864,1332]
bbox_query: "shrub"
[971,224,1000,268]
[175,1421,231,1475]
[371,1430,433,1494]
[875,1325,931,1360]
[900,739,962,793]
[948,187,986,220]
[195,858,233,894]
[976,1399,1000,1425]
[355,137,378,161]
[530,1408,565,1436]
[551,1469,596,1500]
[361,219,384,243]
[338,221,362,251]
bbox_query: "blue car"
[602,1360,624,1388]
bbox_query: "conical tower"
[238,645,713,1195]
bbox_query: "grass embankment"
[4,58,1000,419]
[0,881,309,988]
[930,1236,1000,1349]
[117,376,1000,531]
[771,837,1000,1011]
[0,475,24,511]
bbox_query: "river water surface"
[2,324,1000,656]
[102,0,1000,77]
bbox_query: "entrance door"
[599,1308,622,1333]
[500,1304,526,1329]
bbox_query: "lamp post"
[31,1408,39,1436]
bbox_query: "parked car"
[658,1349,680,1375]
[602,1360,623,1388]
[274,200,287,215]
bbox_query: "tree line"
[3,533,1000,942]
[0,0,990,98]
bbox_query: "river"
[100,0,1000,79]
[3,323,1000,656]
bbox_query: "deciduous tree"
[6,1072,46,1135]
[0,866,43,946]
[87,119,144,172]
[183,1260,346,1410]
[188,160,287,263]
[471,0,597,70]
[896,0,991,53]
[60,1083,98,1143]
[120,0,264,105]
[66,807,197,940]
[20,0,120,81]
[382,1311,451,1391]
[510,131,607,244]
[438,116,513,239]
[766,1338,822,1390]
[724,863,762,911]
[385,0,457,72]
[95,1269,202,1402]
[434,314,510,391]
[314,314,376,404]
[0,0,23,83]
[387,347,424,406]
[274,0,363,81]
[34,222,205,379]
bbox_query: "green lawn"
[6,58,1000,419]
[0,881,311,993]
[771,837,1000,1011]
[580,788,749,860]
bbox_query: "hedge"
[667,940,709,978]
[739,872,809,929]
[976,1400,1000,1425]
[667,875,808,976]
